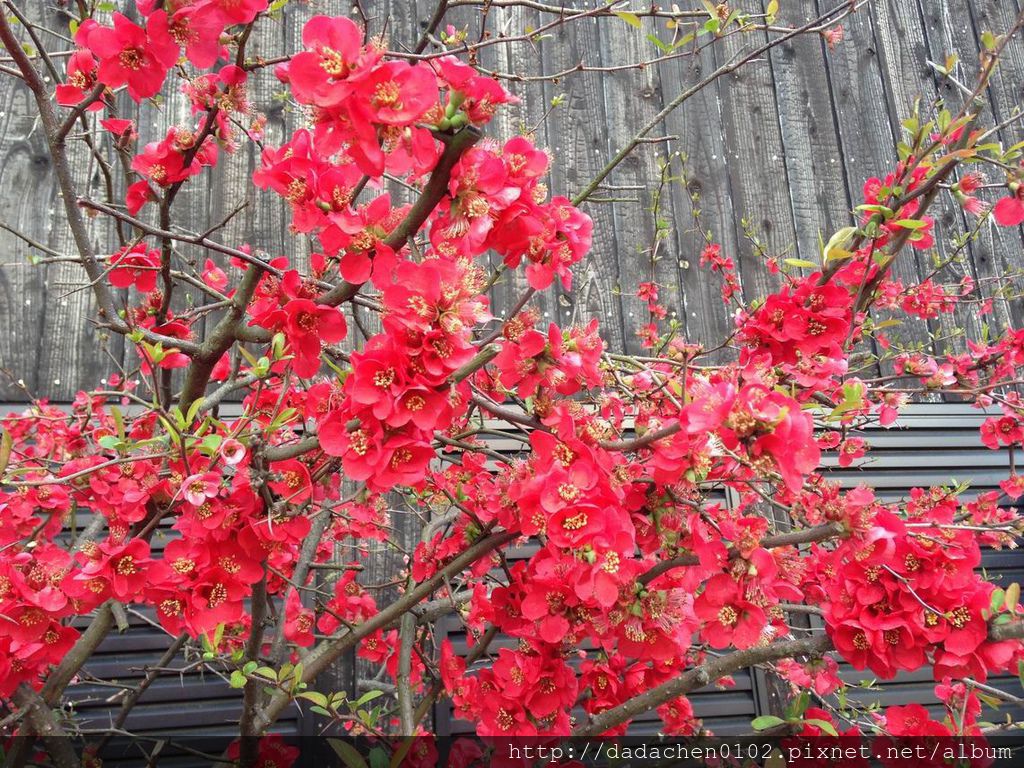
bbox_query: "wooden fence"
[1,0,1023,402]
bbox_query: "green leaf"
[804,718,839,736]
[856,204,895,216]
[829,382,865,421]
[766,0,779,23]
[784,258,817,269]
[185,396,206,426]
[786,690,811,718]
[823,226,858,263]
[298,691,329,708]
[229,670,247,689]
[614,11,642,28]
[237,345,259,367]
[1007,582,1021,612]
[976,692,1003,709]
[991,588,1006,614]
[355,689,385,707]
[98,435,123,451]
[646,33,672,52]
[0,428,12,476]
[329,740,369,768]
[893,218,928,229]
[673,30,697,49]
[751,715,786,731]
[253,666,278,681]
[872,319,903,330]
[111,406,125,439]
[368,746,390,768]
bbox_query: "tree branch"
[250,530,516,734]
[10,684,80,768]
[574,619,1024,737]
[178,263,266,413]
[639,521,848,585]
[315,126,482,307]
[573,634,833,737]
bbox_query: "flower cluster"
[318,257,488,492]
[8,0,1024,754]
[818,509,1022,681]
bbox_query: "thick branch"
[40,603,114,705]
[316,126,482,306]
[178,263,265,413]
[639,521,848,585]
[397,612,417,735]
[250,530,515,734]
[10,684,80,768]
[574,619,1024,737]
[573,634,833,737]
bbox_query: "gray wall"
[0,0,1022,400]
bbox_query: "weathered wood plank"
[0,0,1022,403]
[658,39,745,355]
[872,0,988,353]
[767,24,853,266]
[586,18,684,355]
[908,0,1011,348]
[540,21,629,351]
[961,0,1024,330]
[717,14,798,304]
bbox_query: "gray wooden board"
[0,1,1021,399]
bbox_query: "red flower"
[226,735,298,768]
[108,243,161,293]
[126,180,157,214]
[56,50,102,109]
[267,459,313,505]
[432,55,516,125]
[100,118,137,140]
[351,61,438,125]
[199,0,269,27]
[694,573,768,649]
[283,299,348,378]
[994,186,1024,227]
[883,703,951,736]
[76,12,179,101]
[78,538,152,603]
[167,6,227,69]
[283,591,315,648]
[131,126,219,187]
[284,15,376,107]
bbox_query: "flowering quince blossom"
[5,3,1024,761]
[994,182,1024,227]
[107,242,161,293]
[76,12,180,101]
